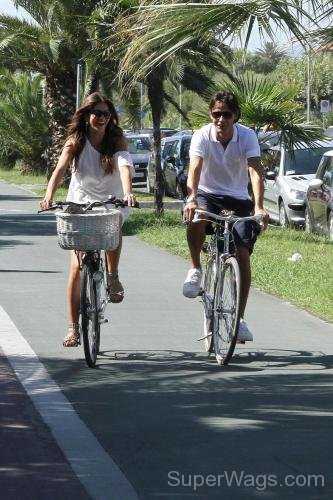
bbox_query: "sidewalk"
[0,348,89,500]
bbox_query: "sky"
[0,0,33,20]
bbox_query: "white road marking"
[0,306,139,500]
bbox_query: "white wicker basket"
[56,208,121,251]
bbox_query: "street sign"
[320,100,330,114]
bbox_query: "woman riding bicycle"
[40,92,136,347]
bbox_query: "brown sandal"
[63,323,80,347]
[107,272,124,303]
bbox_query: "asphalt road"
[1,180,333,500]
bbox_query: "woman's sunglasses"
[90,109,111,119]
[211,111,234,120]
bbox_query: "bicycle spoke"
[201,255,216,353]
[213,257,241,365]
[81,264,100,368]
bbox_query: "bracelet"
[186,195,198,204]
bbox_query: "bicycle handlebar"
[193,209,264,229]
[38,195,140,213]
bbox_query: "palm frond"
[120,0,329,77]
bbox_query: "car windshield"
[127,137,151,154]
[285,147,333,175]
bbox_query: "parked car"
[147,133,192,198]
[126,133,152,185]
[258,129,280,150]
[305,150,333,240]
[262,140,333,226]
[127,127,178,138]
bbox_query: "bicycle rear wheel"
[202,256,217,352]
[213,256,241,366]
[80,264,100,368]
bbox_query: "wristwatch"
[186,195,198,204]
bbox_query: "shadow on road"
[0,194,38,201]
[0,214,56,238]
[0,239,33,249]
[0,268,60,274]
[36,346,333,499]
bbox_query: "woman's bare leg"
[106,235,124,303]
[67,250,81,324]
[106,234,122,273]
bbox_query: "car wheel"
[304,206,312,233]
[329,212,333,241]
[278,202,289,227]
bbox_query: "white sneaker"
[183,268,202,298]
[238,319,253,342]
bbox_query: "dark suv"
[147,134,192,198]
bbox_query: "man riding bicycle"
[183,90,269,342]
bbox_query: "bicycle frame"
[193,209,262,365]
[79,250,109,326]
[38,196,140,368]
[194,209,262,257]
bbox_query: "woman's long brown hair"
[66,92,124,174]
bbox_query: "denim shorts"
[196,191,259,254]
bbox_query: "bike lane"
[1,180,333,500]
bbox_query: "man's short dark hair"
[209,91,240,121]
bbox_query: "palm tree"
[98,8,233,213]
[0,69,48,171]
[145,46,233,213]
[190,73,325,149]
[0,0,106,174]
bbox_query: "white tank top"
[66,139,134,220]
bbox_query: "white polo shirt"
[189,123,260,199]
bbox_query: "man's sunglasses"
[90,109,111,119]
[211,111,233,120]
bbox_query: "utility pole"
[179,84,182,131]
[76,60,83,110]
[140,83,144,131]
[306,0,311,123]
[306,48,311,123]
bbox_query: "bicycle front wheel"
[213,256,241,366]
[80,264,100,368]
[202,256,217,352]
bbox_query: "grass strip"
[124,209,333,322]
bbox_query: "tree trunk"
[146,71,165,216]
[44,69,77,179]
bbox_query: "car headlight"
[289,189,305,201]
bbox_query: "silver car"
[126,133,152,186]
[262,140,333,226]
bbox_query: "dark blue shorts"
[196,191,259,254]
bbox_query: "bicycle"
[194,209,263,366]
[39,196,138,368]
